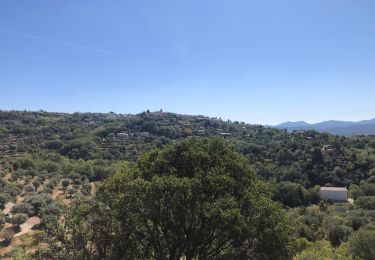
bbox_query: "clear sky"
[1,0,374,125]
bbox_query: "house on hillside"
[220,133,232,138]
[140,132,150,138]
[116,132,128,141]
[320,187,348,202]
[292,130,308,137]
[322,145,335,154]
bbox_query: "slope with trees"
[0,110,374,258]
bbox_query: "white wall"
[320,190,347,201]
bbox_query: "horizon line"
[0,108,373,127]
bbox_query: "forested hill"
[1,110,375,189]
[1,110,375,258]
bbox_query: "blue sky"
[0,0,374,125]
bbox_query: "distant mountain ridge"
[274,118,375,136]
[276,121,310,128]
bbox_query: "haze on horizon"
[1,0,375,125]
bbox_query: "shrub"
[32,179,42,190]
[361,183,375,196]
[349,229,375,260]
[81,182,92,195]
[61,179,70,188]
[0,228,14,245]
[24,194,53,216]
[3,184,21,197]
[11,213,28,229]
[12,203,35,216]
[356,196,375,210]
[327,224,352,247]
[24,184,35,193]
[0,194,8,209]
[348,216,368,231]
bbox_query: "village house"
[116,132,128,141]
[220,133,232,139]
[140,132,151,138]
[292,130,308,137]
[320,187,348,202]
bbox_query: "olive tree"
[11,213,28,231]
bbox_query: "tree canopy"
[51,137,295,259]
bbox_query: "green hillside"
[0,110,374,259]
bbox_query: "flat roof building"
[320,187,348,202]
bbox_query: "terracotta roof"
[320,187,347,191]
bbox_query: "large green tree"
[48,137,295,259]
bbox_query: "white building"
[116,132,128,141]
[320,187,348,202]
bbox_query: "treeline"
[1,110,374,183]
[1,110,375,206]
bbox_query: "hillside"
[0,110,375,258]
[274,118,375,136]
[1,110,374,186]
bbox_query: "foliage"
[349,229,375,260]
[1,110,375,258]
[327,224,352,247]
[0,228,14,245]
[356,196,375,210]
[0,193,8,209]
[11,213,28,227]
[51,137,296,259]
[294,240,351,260]
[274,182,320,207]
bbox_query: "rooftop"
[320,187,347,191]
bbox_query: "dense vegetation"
[0,110,374,259]
[43,138,294,259]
